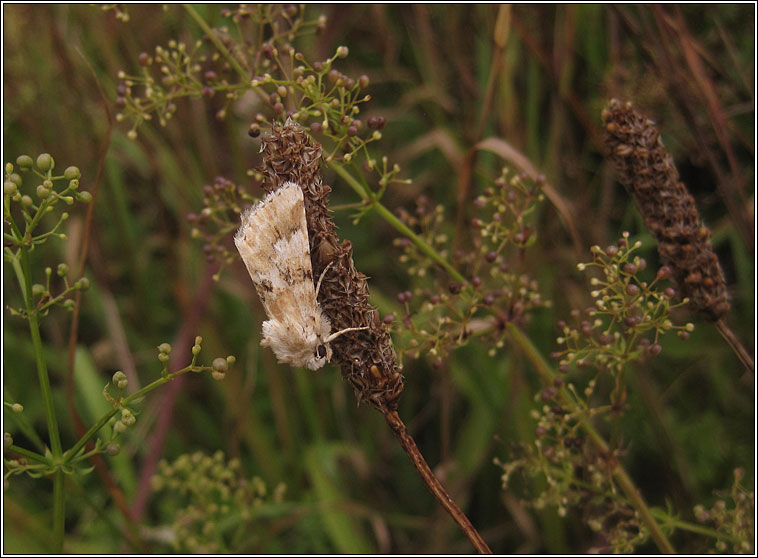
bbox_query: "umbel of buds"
[257,119,404,412]
[602,99,730,321]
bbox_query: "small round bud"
[358,74,369,88]
[625,284,640,296]
[336,45,349,58]
[138,52,150,66]
[113,420,127,433]
[36,153,54,172]
[16,155,33,169]
[63,299,76,311]
[76,191,93,204]
[32,284,45,297]
[4,432,12,449]
[21,195,33,207]
[248,123,261,138]
[367,116,386,130]
[36,184,51,199]
[105,442,121,456]
[11,403,23,413]
[212,357,228,375]
[226,355,236,365]
[112,370,128,390]
[4,181,18,196]
[57,263,69,277]
[121,408,136,426]
[158,342,172,354]
[63,166,81,180]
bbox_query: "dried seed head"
[602,99,730,320]
[258,118,404,411]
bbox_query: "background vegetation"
[3,4,754,553]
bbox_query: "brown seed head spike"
[259,118,404,411]
[602,99,730,321]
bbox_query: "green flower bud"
[36,184,51,199]
[75,277,90,291]
[21,195,33,207]
[16,155,33,169]
[9,173,22,187]
[112,370,128,390]
[63,299,76,311]
[11,403,23,413]
[36,153,54,172]
[64,166,81,180]
[212,370,226,381]
[68,179,79,190]
[5,163,13,174]
[76,191,92,203]
[121,408,135,426]
[226,355,236,366]
[57,263,69,277]
[105,442,120,456]
[32,284,46,297]
[61,195,74,205]
[4,432,12,449]
[113,420,127,433]
[4,181,18,196]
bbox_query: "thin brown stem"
[715,318,754,376]
[383,410,493,554]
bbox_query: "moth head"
[305,340,333,371]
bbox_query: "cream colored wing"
[234,182,320,327]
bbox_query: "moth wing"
[234,182,320,326]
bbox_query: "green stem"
[18,248,66,552]
[505,322,676,554]
[53,470,65,552]
[649,508,734,541]
[330,163,467,284]
[7,444,50,465]
[22,261,63,458]
[64,366,197,463]
[184,4,249,81]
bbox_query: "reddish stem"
[383,410,492,554]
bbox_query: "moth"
[234,182,365,370]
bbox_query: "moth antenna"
[315,259,336,298]
[326,326,370,343]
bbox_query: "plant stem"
[384,410,492,554]
[715,318,754,375]
[184,4,249,81]
[330,163,467,283]
[505,322,676,554]
[53,468,65,552]
[64,366,195,463]
[18,247,66,552]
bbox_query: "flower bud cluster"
[554,232,694,376]
[391,168,548,366]
[150,450,286,553]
